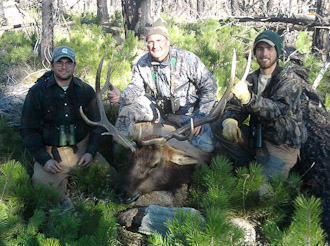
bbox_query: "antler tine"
[139,48,239,146]
[138,119,195,146]
[80,53,137,152]
[101,52,115,94]
[241,49,252,82]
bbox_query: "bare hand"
[107,85,120,103]
[44,159,62,174]
[193,118,204,136]
[78,153,93,168]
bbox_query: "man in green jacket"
[20,46,111,208]
[212,30,307,185]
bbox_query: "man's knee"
[257,155,290,181]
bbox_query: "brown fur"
[114,123,211,204]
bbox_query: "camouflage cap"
[52,46,76,63]
[253,30,282,57]
[145,18,169,40]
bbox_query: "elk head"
[80,49,252,204]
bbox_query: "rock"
[230,217,257,246]
[117,205,205,237]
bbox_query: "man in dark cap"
[108,18,217,152]
[20,46,111,209]
[211,30,307,188]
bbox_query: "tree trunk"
[231,0,240,15]
[97,0,109,24]
[121,0,153,40]
[0,0,6,26]
[84,0,91,16]
[312,0,330,62]
[197,1,204,19]
[57,0,64,17]
[41,0,53,65]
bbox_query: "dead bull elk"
[80,50,252,204]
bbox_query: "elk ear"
[170,151,199,165]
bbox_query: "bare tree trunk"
[84,0,91,16]
[57,0,64,17]
[197,1,204,19]
[0,0,6,26]
[231,0,240,15]
[121,0,153,40]
[41,0,53,65]
[97,0,109,24]
[312,0,330,62]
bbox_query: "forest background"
[0,0,329,245]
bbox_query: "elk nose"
[114,187,125,202]
[124,194,140,204]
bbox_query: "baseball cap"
[253,30,282,57]
[52,46,76,63]
[145,18,169,40]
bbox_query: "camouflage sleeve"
[221,97,250,125]
[189,54,217,117]
[246,68,302,120]
[119,60,148,105]
[20,88,52,165]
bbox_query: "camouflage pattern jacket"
[119,47,217,118]
[222,64,308,147]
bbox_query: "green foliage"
[0,11,329,245]
[295,32,312,54]
[0,117,31,167]
[297,53,330,109]
[44,200,119,245]
[175,156,245,245]
[266,195,328,245]
[169,20,257,98]
[0,31,36,67]
[283,195,328,245]
[69,163,115,198]
[233,162,264,212]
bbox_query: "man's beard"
[258,57,277,69]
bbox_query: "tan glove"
[231,80,251,104]
[222,118,242,143]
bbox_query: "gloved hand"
[231,80,251,104]
[222,118,242,143]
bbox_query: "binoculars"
[249,122,262,148]
[59,124,76,146]
[158,96,180,114]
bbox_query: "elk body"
[81,50,252,205]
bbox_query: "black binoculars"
[249,122,262,148]
[59,124,76,146]
[158,96,180,114]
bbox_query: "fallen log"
[219,16,330,29]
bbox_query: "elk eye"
[150,162,159,170]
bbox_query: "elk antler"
[80,52,137,152]
[139,49,252,146]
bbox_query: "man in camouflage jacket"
[108,18,217,152]
[211,30,307,183]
